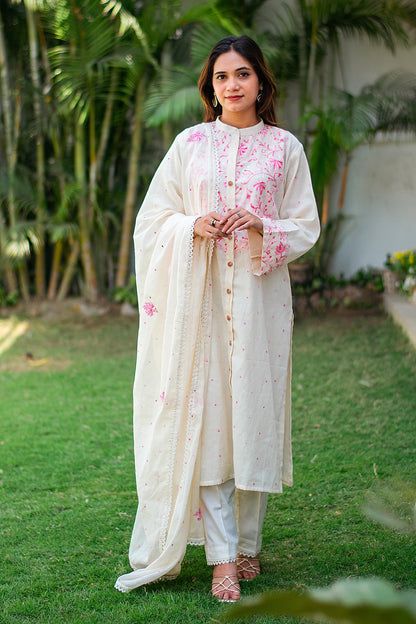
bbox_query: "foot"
[237,553,260,580]
[211,561,240,602]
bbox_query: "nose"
[227,76,239,91]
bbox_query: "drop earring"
[257,90,263,102]
[212,93,218,107]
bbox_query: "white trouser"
[200,479,268,565]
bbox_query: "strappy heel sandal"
[237,554,260,580]
[211,575,240,602]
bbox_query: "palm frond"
[100,0,158,70]
[144,70,203,127]
[46,0,123,120]
[0,169,37,216]
[215,0,270,28]
[47,221,79,243]
[305,69,416,190]
[362,71,416,133]
[3,222,42,258]
[315,0,410,52]
[190,20,242,68]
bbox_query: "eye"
[239,71,250,78]
[215,74,226,81]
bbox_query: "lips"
[226,95,243,101]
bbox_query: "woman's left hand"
[218,209,263,236]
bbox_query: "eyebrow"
[214,66,251,75]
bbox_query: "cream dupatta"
[115,143,214,592]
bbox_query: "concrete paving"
[383,294,416,350]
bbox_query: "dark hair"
[198,35,278,126]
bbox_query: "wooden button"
[226,315,231,321]
[229,340,232,346]
[228,180,233,186]
[227,261,233,267]
[226,288,231,294]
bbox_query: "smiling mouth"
[227,95,243,101]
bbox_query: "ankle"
[213,561,237,576]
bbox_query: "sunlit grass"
[0,309,415,624]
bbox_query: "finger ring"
[237,212,242,218]
[210,218,216,227]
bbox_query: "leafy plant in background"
[1,0,416,303]
[112,273,138,307]
[224,577,416,624]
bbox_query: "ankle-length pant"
[200,479,268,565]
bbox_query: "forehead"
[213,49,254,73]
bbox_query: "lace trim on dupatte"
[159,215,201,551]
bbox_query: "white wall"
[330,139,416,276]
[329,38,416,276]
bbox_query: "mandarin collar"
[215,116,264,137]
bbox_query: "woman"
[115,35,320,602]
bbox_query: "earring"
[212,93,218,107]
[257,90,263,102]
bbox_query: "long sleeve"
[248,140,320,276]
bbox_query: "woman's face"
[212,49,261,126]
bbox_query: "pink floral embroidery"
[143,301,158,316]
[254,180,266,191]
[193,508,202,521]
[187,131,206,142]
[270,158,283,170]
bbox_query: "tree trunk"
[37,11,72,301]
[26,3,46,298]
[0,9,19,297]
[115,77,145,289]
[321,185,329,225]
[303,0,318,150]
[75,120,98,301]
[96,67,119,179]
[305,0,318,107]
[296,0,309,142]
[338,155,350,212]
[47,239,63,300]
[57,239,80,302]
[18,264,30,303]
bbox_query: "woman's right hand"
[194,213,227,239]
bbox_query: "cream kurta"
[115,118,320,592]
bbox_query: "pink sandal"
[211,575,240,602]
[237,554,260,580]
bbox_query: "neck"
[219,111,260,129]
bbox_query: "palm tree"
[102,0,225,290]
[46,0,127,300]
[19,0,48,298]
[0,2,31,300]
[290,0,416,129]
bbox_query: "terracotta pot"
[382,270,399,294]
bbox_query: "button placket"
[224,131,239,389]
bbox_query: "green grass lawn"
[0,308,415,624]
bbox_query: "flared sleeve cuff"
[247,141,320,277]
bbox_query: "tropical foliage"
[224,577,416,624]
[0,0,416,302]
